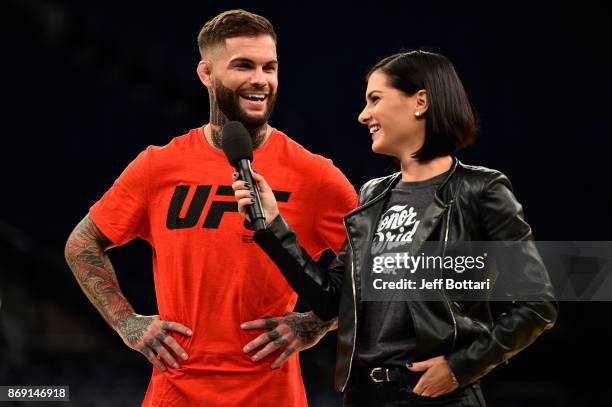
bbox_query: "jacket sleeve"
[254,214,348,321]
[446,172,558,386]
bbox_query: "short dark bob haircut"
[367,50,478,162]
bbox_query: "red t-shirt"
[90,127,357,407]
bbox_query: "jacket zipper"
[441,200,457,351]
[340,181,394,391]
[340,217,358,392]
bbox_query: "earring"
[415,111,421,117]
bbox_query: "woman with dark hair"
[231,50,557,406]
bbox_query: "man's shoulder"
[145,127,200,157]
[271,129,334,168]
[270,130,356,197]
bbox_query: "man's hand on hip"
[116,314,192,372]
[240,312,335,369]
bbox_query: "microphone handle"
[237,159,267,231]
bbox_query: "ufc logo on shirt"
[166,185,290,231]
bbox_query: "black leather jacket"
[255,158,558,392]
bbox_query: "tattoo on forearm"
[76,248,106,269]
[285,312,334,343]
[65,214,134,329]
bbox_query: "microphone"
[221,121,267,231]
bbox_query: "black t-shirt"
[354,170,449,367]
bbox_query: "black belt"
[351,365,420,389]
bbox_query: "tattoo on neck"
[208,95,268,150]
[209,94,226,149]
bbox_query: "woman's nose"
[358,106,370,124]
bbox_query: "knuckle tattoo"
[267,330,281,340]
[265,318,279,328]
[273,338,289,347]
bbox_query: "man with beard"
[64,9,357,407]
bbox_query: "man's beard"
[214,81,277,131]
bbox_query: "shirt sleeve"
[89,147,152,245]
[311,160,358,255]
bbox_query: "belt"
[351,365,420,388]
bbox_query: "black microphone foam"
[220,121,267,230]
[221,121,253,167]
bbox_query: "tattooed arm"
[240,312,337,368]
[64,213,192,371]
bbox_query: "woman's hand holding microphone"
[231,171,279,226]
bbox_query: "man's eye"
[264,66,277,72]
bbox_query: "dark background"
[2,1,611,406]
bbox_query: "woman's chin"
[371,142,392,156]
[371,142,384,154]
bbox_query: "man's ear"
[197,60,213,88]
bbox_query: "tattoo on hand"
[265,318,279,328]
[116,315,153,346]
[267,330,281,340]
[273,338,289,347]
[283,347,295,356]
[285,312,333,343]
